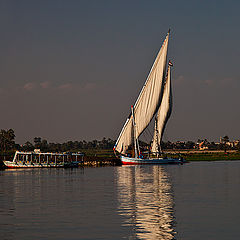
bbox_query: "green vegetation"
[0,129,16,163]
[183,151,240,161]
[22,137,115,152]
[0,128,240,167]
[80,149,115,157]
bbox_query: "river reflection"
[117,165,175,240]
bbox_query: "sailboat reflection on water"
[117,166,175,240]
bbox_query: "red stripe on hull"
[121,161,143,165]
[4,165,40,168]
[121,161,158,165]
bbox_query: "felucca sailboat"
[114,30,184,165]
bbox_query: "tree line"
[0,129,116,154]
[1,129,239,155]
[23,137,116,152]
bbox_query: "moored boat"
[121,155,185,165]
[3,150,84,168]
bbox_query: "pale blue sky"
[0,0,239,143]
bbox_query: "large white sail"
[151,62,173,153]
[114,32,170,154]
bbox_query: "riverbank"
[79,149,240,163]
[1,150,240,169]
[166,150,240,161]
[83,149,240,163]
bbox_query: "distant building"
[226,142,234,148]
[196,140,209,150]
[234,140,240,146]
[219,136,239,148]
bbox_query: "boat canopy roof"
[14,151,84,156]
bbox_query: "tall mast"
[131,105,139,158]
[155,118,162,154]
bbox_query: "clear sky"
[0,0,239,144]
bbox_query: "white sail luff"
[151,64,172,153]
[115,32,170,154]
[114,117,132,153]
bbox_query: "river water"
[0,161,240,240]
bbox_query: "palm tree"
[222,135,229,153]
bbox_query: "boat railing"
[12,151,84,165]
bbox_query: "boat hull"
[121,155,185,165]
[3,161,79,168]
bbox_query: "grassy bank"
[81,149,240,162]
[80,149,121,166]
[180,151,240,161]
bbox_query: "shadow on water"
[117,165,176,240]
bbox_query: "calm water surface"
[1,161,240,239]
